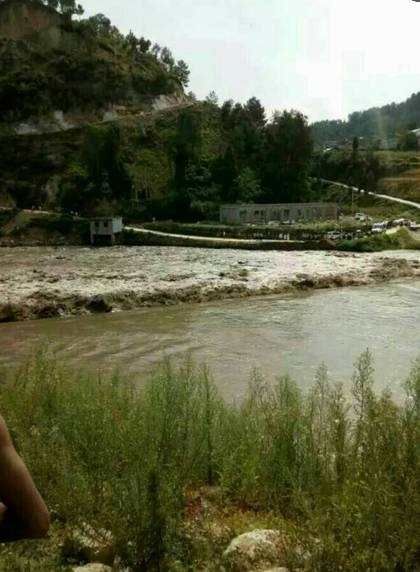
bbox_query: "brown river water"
[1,245,420,401]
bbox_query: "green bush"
[1,349,420,570]
[338,228,420,252]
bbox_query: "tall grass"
[0,349,419,571]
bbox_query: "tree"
[174,110,202,188]
[221,100,234,128]
[244,97,266,128]
[352,136,359,157]
[151,43,161,57]
[172,60,190,88]
[61,0,84,17]
[262,110,313,202]
[160,47,175,70]
[212,146,238,202]
[399,131,419,151]
[44,0,84,18]
[138,37,152,53]
[206,91,219,106]
[86,14,112,36]
[235,167,261,203]
[60,125,132,214]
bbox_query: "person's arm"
[0,415,50,542]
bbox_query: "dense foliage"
[313,147,383,191]
[55,99,313,220]
[0,1,188,120]
[1,350,420,570]
[0,0,83,17]
[312,91,420,146]
[0,1,315,218]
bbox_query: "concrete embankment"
[123,227,331,250]
[1,246,420,322]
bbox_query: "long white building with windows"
[220,202,338,225]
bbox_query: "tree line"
[312,91,420,148]
[169,98,313,220]
[60,97,314,221]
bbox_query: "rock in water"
[222,529,290,572]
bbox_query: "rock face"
[62,524,114,566]
[222,529,290,572]
[0,0,62,40]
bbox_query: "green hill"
[0,0,188,123]
[312,91,420,147]
[0,1,314,222]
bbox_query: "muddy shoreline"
[1,246,420,323]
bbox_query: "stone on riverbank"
[72,565,112,572]
[62,524,114,566]
[222,529,292,572]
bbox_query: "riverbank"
[0,351,419,571]
[1,247,420,322]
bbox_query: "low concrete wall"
[122,229,332,251]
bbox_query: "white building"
[410,128,420,145]
[89,217,123,246]
[220,203,338,225]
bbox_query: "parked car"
[371,222,387,234]
[355,212,367,222]
[326,230,342,241]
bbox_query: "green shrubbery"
[0,349,420,570]
[338,227,420,252]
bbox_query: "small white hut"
[89,217,123,246]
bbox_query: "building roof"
[221,202,338,208]
[89,216,123,221]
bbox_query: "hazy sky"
[83,0,420,123]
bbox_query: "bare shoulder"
[0,415,12,448]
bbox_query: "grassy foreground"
[0,350,420,571]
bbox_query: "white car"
[326,230,342,241]
[355,212,367,222]
[371,222,387,234]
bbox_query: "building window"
[103,221,109,228]
[95,222,99,228]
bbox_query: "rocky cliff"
[0,0,195,210]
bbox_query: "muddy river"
[1,272,420,400]
[1,246,420,321]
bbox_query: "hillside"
[312,91,420,147]
[0,0,194,213]
[0,0,315,222]
[0,0,188,127]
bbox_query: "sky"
[83,0,420,123]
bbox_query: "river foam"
[1,246,420,322]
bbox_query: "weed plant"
[0,349,419,571]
